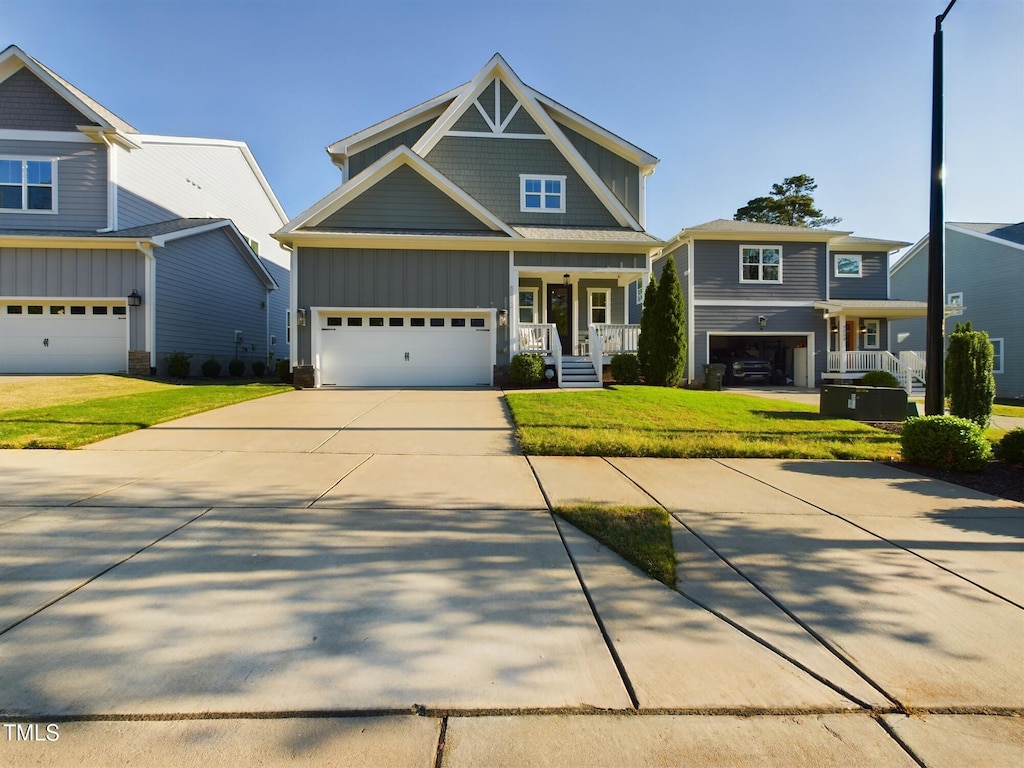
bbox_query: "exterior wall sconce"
[297,308,307,327]
[757,315,767,331]
[859,324,868,334]
[563,273,570,287]
[498,309,508,327]
[127,289,142,307]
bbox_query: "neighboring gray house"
[0,45,290,376]
[655,220,922,390]
[890,222,1024,399]
[276,54,661,388]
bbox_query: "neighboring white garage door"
[317,310,493,386]
[0,299,128,374]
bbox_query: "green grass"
[506,385,902,460]
[0,378,287,448]
[993,403,1024,418]
[557,505,676,587]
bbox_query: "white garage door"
[318,311,493,387]
[0,300,128,374]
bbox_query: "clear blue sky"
[3,0,1022,255]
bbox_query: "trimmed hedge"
[509,353,546,386]
[166,351,191,379]
[252,360,267,377]
[901,415,992,472]
[994,428,1024,464]
[201,358,222,379]
[610,353,640,384]
[228,359,245,377]
[860,370,899,388]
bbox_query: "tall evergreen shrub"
[636,274,658,381]
[647,255,687,387]
[945,321,995,428]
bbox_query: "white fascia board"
[0,129,92,143]
[279,230,657,254]
[279,145,518,237]
[76,125,141,151]
[412,55,643,231]
[327,86,463,158]
[0,234,144,250]
[154,219,277,289]
[889,233,929,277]
[134,134,289,223]
[947,223,1024,251]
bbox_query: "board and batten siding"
[0,67,99,132]
[347,118,439,178]
[830,251,889,300]
[295,247,510,366]
[577,278,626,329]
[557,122,640,222]
[514,252,646,270]
[692,239,824,302]
[315,165,493,232]
[0,245,146,347]
[154,229,269,374]
[426,136,619,228]
[0,139,108,231]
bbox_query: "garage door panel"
[0,308,127,374]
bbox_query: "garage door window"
[49,306,64,315]
[6,305,22,314]
[347,317,362,326]
[369,317,384,327]
[411,318,425,327]
[92,306,107,315]
[70,306,85,315]
[389,318,404,327]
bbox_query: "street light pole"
[925,0,960,416]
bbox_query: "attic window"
[520,175,565,213]
[0,158,56,213]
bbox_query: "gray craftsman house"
[890,222,1023,399]
[0,45,290,376]
[654,219,929,391]
[276,54,660,388]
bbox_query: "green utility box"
[820,385,908,422]
[703,363,727,391]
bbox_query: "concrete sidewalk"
[1,388,1022,766]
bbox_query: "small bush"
[901,415,992,472]
[201,358,222,379]
[228,359,245,377]
[994,428,1024,464]
[252,360,267,377]
[275,359,291,383]
[509,353,545,386]
[610,353,640,384]
[166,351,191,379]
[945,321,995,428]
[860,370,899,388]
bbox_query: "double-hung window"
[589,289,610,325]
[520,174,565,213]
[740,246,782,283]
[0,158,56,212]
[991,338,1004,374]
[518,288,538,324]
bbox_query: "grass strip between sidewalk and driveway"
[0,377,287,448]
[506,385,902,461]
[556,504,677,587]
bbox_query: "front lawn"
[506,386,902,460]
[993,402,1024,418]
[0,376,287,448]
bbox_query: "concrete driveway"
[0,387,1021,766]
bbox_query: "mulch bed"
[888,460,1024,504]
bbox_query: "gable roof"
[0,45,139,145]
[324,54,656,232]
[890,221,1024,277]
[278,145,519,238]
[662,219,910,255]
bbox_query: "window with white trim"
[632,277,645,304]
[947,291,964,316]
[991,338,1004,374]
[740,245,782,283]
[861,319,880,350]
[589,289,610,325]
[520,174,565,213]
[518,288,538,324]
[835,254,862,277]
[0,157,56,212]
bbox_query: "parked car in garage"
[724,356,772,385]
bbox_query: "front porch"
[824,350,927,394]
[515,323,640,388]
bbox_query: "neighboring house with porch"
[653,219,923,391]
[890,222,1024,399]
[275,53,660,388]
[0,45,289,376]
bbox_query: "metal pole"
[925,0,959,416]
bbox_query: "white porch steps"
[560,356,602,388]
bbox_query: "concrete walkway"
[0,388,1021,766]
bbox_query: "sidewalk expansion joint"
[714,459,1024,611]
[433,715,448,768]
[0,507,214,639]
[873,713,929,768]
[306,453,375,507]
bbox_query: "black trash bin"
[703,363,727,391]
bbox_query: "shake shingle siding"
[693,239,824,302]
[0,139,107,230]
[830,251,888,299]
[0,68,97,131]
[154,229,269,373]
[295,246,509,364]
[315,165,492,232]
[426,136,619,227]
[348,118,437,178]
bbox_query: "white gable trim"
[154,220,277,290]
[279,146,519,238]
[889,233,929,277]
[412,54,643,231]
[947,223,1024,252]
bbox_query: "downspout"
[686,241,695,383]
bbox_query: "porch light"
[859,324,867,334]
[297,309,307,327]
[498,309,508,327]
[127,289,142,307]
[563,273,570,286]
[757,315,767,331]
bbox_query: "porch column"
[837,315,847,373]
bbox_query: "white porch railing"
[552,326,563,387]
[588,324,604,383]
[593,324,640,354]
[900,350,927,386]
[518,323,553,353]
[826,350,927,394]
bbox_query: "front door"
[547,284,572,354]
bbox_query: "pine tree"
[636,274,657,381]
[647,255,686,387]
